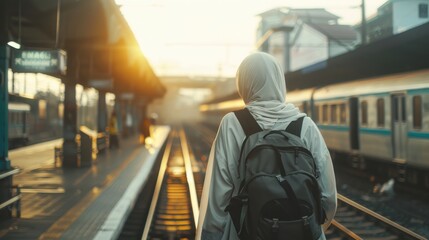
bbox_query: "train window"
[39,100,47,119]
[361,101,368,125]
[339,104,346,124]
[419,3,428,18]
[313,105,320,123]
[393,97,399,121]
[9,112,13,123]
[413,96,422,129]
[58,103,64,119]
[13,112,17,123]
[17,112,20,123]
[22,112,25,126]
[330,105,338,123]
[322,104,328,123]
[376,98,385,127]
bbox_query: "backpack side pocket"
[225,194,248,234]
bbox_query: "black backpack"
[225,108,325,240]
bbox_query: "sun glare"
[117,0,388,77]
[118,1,259,76]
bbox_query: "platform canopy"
[285,22,429,91]
[0,0,165,100]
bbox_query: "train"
[8,102,31,147]
[7,93,63,149]
[7,85,117,149]
[200,69,429,189]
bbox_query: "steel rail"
[179,128,200,228]
[330,219,362,240]
[141,131,175,240]
[337,194,427,240]
[141,128,200,239]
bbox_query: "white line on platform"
[92,126,170,240]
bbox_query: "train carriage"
[312,69,429,186]
[312,69,429,166]
[200,68,429,188]
[8,102,31,147]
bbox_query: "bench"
[54,127,109,167]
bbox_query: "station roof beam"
[3,0,165,100]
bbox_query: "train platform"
[0,126,170,240]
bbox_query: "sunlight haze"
[116,0,387,77]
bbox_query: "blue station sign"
[11,49,67,75]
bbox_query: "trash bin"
[79,126,96,167]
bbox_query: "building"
[358,0,429,43]
[256,8,358,73]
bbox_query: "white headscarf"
[236,52,306,129]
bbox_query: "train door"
[391,94,407,160]
[349,97,359,150]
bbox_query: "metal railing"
[0,169,22,218]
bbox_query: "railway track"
[188,123,428,239]
[326,194,427,240]
[119,123,427,239]
[141,128,200,240]
[182,124,212,203]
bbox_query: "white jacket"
[197,52,337,240]
[196,113,337,240]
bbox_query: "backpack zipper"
[239,173,277,193]
[239,171,318,193]
[237,141,315,178]
[272,218,279,233]
[245,145,313,164]
[302,216,309,226]
[241,145,317,178]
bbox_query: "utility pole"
[361,0,367,45]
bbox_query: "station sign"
[88,79,113,91]
[11,49,67,75]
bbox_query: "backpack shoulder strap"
[285,116,305,137]
[233,108,262,137]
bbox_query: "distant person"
[149,113,158,125]
[108,111,120,149]
[125,113,133,137]
[149,113,158,137]
[196,52,337,240]
[139,117,151,144]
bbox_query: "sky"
[116,0,387,77]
